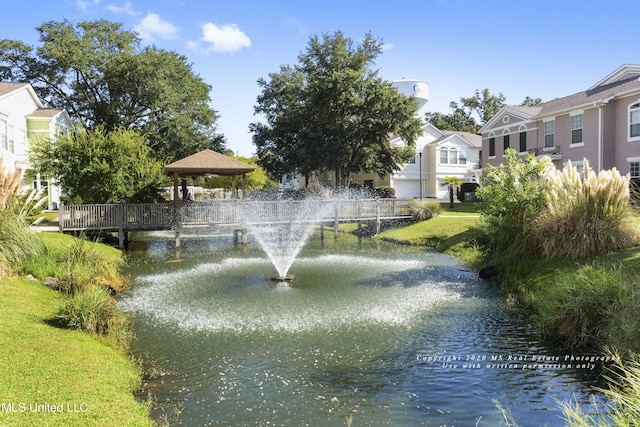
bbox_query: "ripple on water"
[120,254,463,333]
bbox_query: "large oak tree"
[250,31,423,187]
[0,19,224,161]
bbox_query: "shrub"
[409,199,442,221]
[474,149,553,264]
[373,186,395,198]
[57,285,133,348]
[536,263,639,351]
[533,160,640,259]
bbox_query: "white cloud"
[105,1,139,16]
[381,43,395,51]
[200,23,251,53]
[284,17,307,36]
[134,13,179,41]
[75,0,100,12]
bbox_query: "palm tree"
[442,176,462,208]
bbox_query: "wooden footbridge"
[59,199,413,248]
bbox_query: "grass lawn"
[0,276,153,427]
[373,201,481,263]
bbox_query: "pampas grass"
[533,159,640,259]
[0,157,46,277]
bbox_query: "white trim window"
[544,120,555,147]
[440,147,466,165]
[630,161,640,179]
[0,117,7,151]
[440,148,448,164]
[629,102,640,141]
[571,114,583,145]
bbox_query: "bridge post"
[333,201,339,240]
[118,203,126,249]
[375,199,381,235]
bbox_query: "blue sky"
[2,0,638,156]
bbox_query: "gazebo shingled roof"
[165,149,255,200]
[164,149,255,176]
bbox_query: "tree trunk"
[449,185,455,208]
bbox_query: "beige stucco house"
[0,82,72,208]
[351,123,482,198]
[479,64,640,182]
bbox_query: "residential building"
[351,123,482,198]
[0,82,72,209]
[479,64,640,183]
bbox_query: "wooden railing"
[59,199,413,232]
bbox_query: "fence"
[59,198,413,247]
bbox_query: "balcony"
[528,146,563,161]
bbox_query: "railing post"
[375,198,381,235]
[334,199,339,240]
[58,202,64,233]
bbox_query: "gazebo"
[164,149,255,201]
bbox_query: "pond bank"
[0,276,153,427]
[373,203,640,353]
[0,231,154,427]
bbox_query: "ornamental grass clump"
[409,199,442,221]
[0,157,46,277]
[533,159,640,259]
[57,285,133,348]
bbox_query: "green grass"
[506,247,640,352]
[374,207,480,264]
[0,277,153,427]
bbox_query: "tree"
[0,19,224,161]
[520,96,543,107]
[251,31,423,187]
[29,126,167,203]
[423,91,542,133]
[441,176,462,209]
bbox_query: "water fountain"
[239,197,334,281]
[119,196,607,426]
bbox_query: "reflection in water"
[120,234,606,426]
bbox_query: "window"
[503,134,510,151]
[459,151,467,165]
[630,102,640,140]
[0,118,7,151]
[489,138,495,157]
[571,114,583,144]
[544,120,555,147]
[440,148,448,164]
[519,132,527,152]
[631,162,640,178]
[7,125,14,153]
[450,150,458,165]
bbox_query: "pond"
[120,231,606,426]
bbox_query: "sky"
[2,0,639,156]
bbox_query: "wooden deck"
[59,199,413,248]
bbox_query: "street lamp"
[419,151,423,200]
